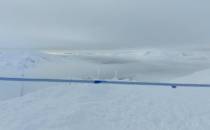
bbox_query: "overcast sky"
[0,0,209,50]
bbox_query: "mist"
[0,0,209,50]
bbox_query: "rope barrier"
[0,77,210,88]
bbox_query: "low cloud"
[0,0,209,50]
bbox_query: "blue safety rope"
[0,77,210,88]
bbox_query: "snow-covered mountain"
[1,49,209,78]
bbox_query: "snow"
[0,50,210,130]
[0,68,210,129]
[0,49,210,100]
[174,69,210,84]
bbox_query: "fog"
[0,0,209,50]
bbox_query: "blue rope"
[0,77,210,88]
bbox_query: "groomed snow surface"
[1,70,210,130]
[0,50,210,130]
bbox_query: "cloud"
[0,0,209,49]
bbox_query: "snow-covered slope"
[0,51,49,76]
[174,69,210,84]
[0,51,49,100]
[0,69,210,130]
[0,49,210,101]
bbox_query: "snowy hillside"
[174,69,210,84]
[0,69,210,130]
[0,51,49,76]
[0,49,210,101]
[1,49,209,79]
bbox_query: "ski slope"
[0,68,210,130]
[0,49,210,101]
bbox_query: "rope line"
[0,77,210,88]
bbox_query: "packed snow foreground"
[0,69,210,130]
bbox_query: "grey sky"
[0,0,209,49]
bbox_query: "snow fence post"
[20,69,25,97]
